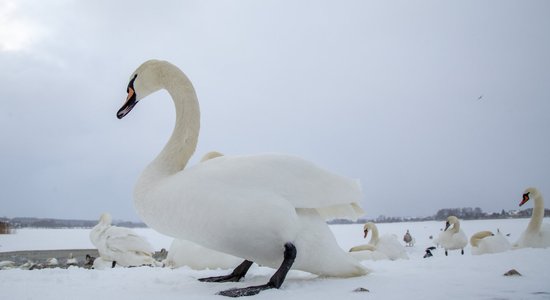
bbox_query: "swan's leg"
[111,261,117,268]
[199,260,253,283]
[218,243,296,297]
[445,250,448,256]
[461,249,464,255]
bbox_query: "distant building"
[0,221,11,234]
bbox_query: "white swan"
[349,222,408,261]
[116,60,367,297]
[164,151,243,270]
[514,187,550,248]
[65,253,78,266]
[89,213,156,267]
[470,230,511,255]
[436,216,467,256]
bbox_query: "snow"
[1,218,549,299]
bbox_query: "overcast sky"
[1,0,549,222]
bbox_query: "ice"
[0,218,548,299]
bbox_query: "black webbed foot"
[199,260,253,283]
[216,243,297,297]
[217,283,274,297]
[199,274,244,283]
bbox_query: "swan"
[89,213,156,267]
[65,253,78,266]
[46,257,59,266]
[470,230,511,255]
[436,216,467,256]
[116,60,367,297]
[92,257,118,270]
[349,222,408,261]
[514,187,550,248]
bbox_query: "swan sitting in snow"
[470,230,511,255]
[514,187,550,248]
[437,216,467,256]
[65,253,78,266]
[349,222,408,261]
[116,60,367,297]
[90,213,156,267]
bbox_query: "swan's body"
[92,257,118,270]
[164,151,243,270]
[65,253,78,266]
[117,60,366,296]
[349,222,408,261]
[437,216,467,256]
[164,239,242,270]
[90,213,156,267]
[515,187,550,248]
[470,230,511,255]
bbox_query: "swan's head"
[444,216,459,231]
[99,212,112,225]
[200,151,224,162]
[520,187,539,206]
[117,59,170,119]
[362,222,375,238]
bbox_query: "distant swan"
[116,60,367,297]
[436,216,467,256]
[470,230,511,255]
[514,187,550,248]
[349,222,408,261]
[65,253,78,266]
[90,213,156,267]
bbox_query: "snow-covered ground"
[1,218,549,299]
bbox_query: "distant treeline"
[0,217,147,229]
[2,206,549,229]
[329,207,550,224]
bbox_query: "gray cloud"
[1,0,549,221]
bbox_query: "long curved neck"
[527,193,544,233]
[451,221,460,233]
[140,69,200,183]
[368,225,380,245]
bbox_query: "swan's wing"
[182,154,364,220]
[104,227,153,254]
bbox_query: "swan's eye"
[522,193,530,202]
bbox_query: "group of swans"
[90,213,157,268]
[436,215,511,256]
[349,222,408,261]
[116,60,367,297]
[437,187,549,256]
[115,60,549,296]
